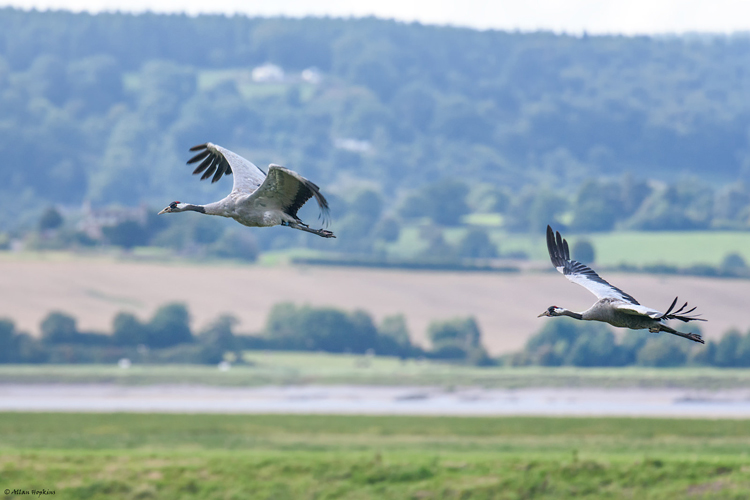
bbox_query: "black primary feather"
[187,145,234,183]
[546,226,565,268]
[187,149,210,164]
[284,178,330,227]
[192,155,214,175]
[201,158,218,181]
[212,158,230,183]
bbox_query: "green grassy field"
[559,231,750,267]
[3,358,750,390]
[1,413,749,499]
[385,228,750,267]
[495,230,750,267]
[4,229,750,268]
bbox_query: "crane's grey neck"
[559,309,583,320]
[179,203,206,213]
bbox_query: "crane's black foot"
[685,332,704,344]
[287,221,336,238]
[317,229,336,238]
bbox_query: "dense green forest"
[2,8,750,249]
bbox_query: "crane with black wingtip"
[539,225,705,343]
[158,143,335,238]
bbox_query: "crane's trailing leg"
[285,221,336,238]
[650,324,704,344]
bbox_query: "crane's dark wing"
[546,225,640,305]
[187,143,267,194]
[248,165,330,226]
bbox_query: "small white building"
[334,138,373,154]
[301,67,322,85]
[252,63,285,83]
[78,202,149,239]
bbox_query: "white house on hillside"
[251,63,285,83]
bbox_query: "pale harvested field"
[1,255,749,354]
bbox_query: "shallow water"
[2,384,750,417]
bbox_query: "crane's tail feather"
[659,296,707,322]
[662,296,678,316]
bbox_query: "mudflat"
[2,384,750,417]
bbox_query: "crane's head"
[158,201,182,215]
[538,306,564,318]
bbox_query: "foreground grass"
[1,413,750,499]
[3,357,750,389]
[4,449,748,499]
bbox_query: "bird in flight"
[539,225,705,343]
[159,143,335,238]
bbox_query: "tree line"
[11,174,750,267]
[1,302,748,368]
[509,318,750,368]
[0,303,492,365]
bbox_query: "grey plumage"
[539,225,705,344]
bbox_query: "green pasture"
[485,230,750,267]
[3,358,750,389]
[384,227,750,267]
[1,413,749,499]
[552,231,750,267]
[5,229,750,268]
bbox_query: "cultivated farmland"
[1,254,748,353]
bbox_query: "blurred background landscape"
[2,5,750,499]
[2,7,750,364]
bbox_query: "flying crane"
[539,225,705,343]
[159,143,335,238]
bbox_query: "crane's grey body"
[200,191,296,227]
[540,225,705,343]
[196,200,275,226]
[159,143,335,238]
[580,298,662,330]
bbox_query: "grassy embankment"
[0,412,749,499]
[3,353,750,389]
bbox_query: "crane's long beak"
[158,207,169,215]
[537,311,550,318]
